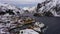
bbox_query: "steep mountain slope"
[24,0,60,17]
[0,3,25,15]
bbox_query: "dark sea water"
[36,17,60,34]
[22,13,60,34]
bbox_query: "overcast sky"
[0,0,45,8]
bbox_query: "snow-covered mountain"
[0,3,25,15]
[23,0,60,17]
[0,0,60,17]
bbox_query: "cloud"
[0,0,46,8]
[0,0,45,4]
